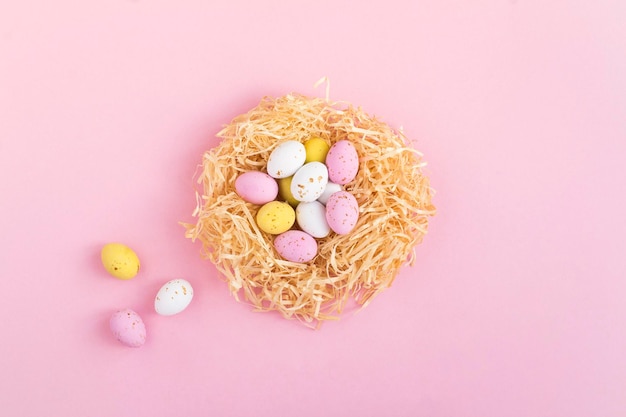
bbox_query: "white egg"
[296,201,331,238]
[154,279,194,316]
[290,162,328,202]
[317,181,343,205]
[267,140,306,179]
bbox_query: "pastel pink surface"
[1,1,625,417]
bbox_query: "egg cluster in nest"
[185,93,436,327]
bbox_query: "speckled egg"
[274,230,318,263]
[235,171,278,204]
[101,243,140,280]
[296,201,330,238]
[325,140,359,185]
[256,201,296,234]
[304,137,330,163]
[317,181,343,205]
[109,309,146,347]
[290,162,328,202]
[325,191,359,235]
[277,176,300,207]
[154,279,194,316]
[267,140,306,179]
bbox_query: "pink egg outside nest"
[109,309,146,348]
[274,230,318,263]
[325,140,359,185]
[235,171,279,204]
[325,191,359,235]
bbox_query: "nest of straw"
[185,93,436,327]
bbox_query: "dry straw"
[185,92,436,328]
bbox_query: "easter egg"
[256,201,296,234]
[317,181,343,205]
[290,162,328,202]
[304,137,330,163]
[267,140,306,179]
[109,309,146,347]
[296,201,330,238]
[277,176,300,207]
[154,279,194,316]
[235,171,278,205]
[325,140,359,185]
[274,230,318,263]
[325,191,359,235]
[101,243,140,280]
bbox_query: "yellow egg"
[256,201,295,234]
[304,137,330,163]
[277,176,300,207]
[101,243,140,280]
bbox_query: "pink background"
[1,1,625,416]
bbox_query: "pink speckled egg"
[274,230,318,263]
[325,191,359,235]
[325,140,359,185]
[109,309,146,348]
[235,171,278,205]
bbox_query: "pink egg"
[274,230,318,263]
[235,171,279,204]
[325,140,359,185]
[325,191,359,235]
[109,309,146,348]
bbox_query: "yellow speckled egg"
[101,243,140,280]
[304,137,330,163]
[277,176,300,207]
[256,201,295,234]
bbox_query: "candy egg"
[304,137,330,163]
[325,140,359,185]
[296,201,330,238]
[277,176,300,207]
[290,162,328,202]
[235,171,278,205]
[110,309,146,347]
[317,181,343,205]
[154,279,194,316]
[256,201,296,234]
[325,191,359,235]
[267,140,306,179]
[101,243,140,280]
[274,230,318,263]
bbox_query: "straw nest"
[185,93,436,327]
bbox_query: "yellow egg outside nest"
[256,201,295,234]
[304,137,330,163]
[277,176,300,207]
[101,243,140,280]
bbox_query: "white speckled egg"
[154,279,194,316]
[317,181,343,205]
[296,201,330,238]
[267,140,306,179]
[290,162,328,202]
